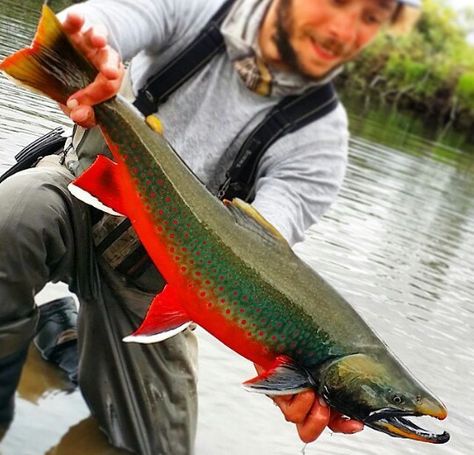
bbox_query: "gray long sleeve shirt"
[64,0,349,246]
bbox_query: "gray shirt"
[64,0,349,245]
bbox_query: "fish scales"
[96,98,340,368]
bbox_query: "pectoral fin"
[123,285,192,344]
[68,154,127,216]
[243,356,312,395]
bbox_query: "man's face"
[270,0,398,78]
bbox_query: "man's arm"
[58,0,221,126]
[252,104,349,246]
[57,0,178,126]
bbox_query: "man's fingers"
[328,412,364,434]
[83,24,108,50]
[61,10,85,34]
[296,398,331,443]
[69,105,96,128]
[68,73,121,106]
[66,72,120,127]
[273,390,315,424]
[97,48,123,80]
[58,10,121,127]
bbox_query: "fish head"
[316,353,449,443]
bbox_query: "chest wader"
[0,128,68,433]
[0,0,338,453]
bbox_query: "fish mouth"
[364,409,450,444]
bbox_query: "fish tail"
[0,5,97,105]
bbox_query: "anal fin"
[123,285,192,344]
[243,356,312,396]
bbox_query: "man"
[0,0,420,453]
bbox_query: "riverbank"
[337,0,474,143]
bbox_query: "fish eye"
[392,394,404,405]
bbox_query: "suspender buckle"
[217,175,231,200]
[144,89,155,104]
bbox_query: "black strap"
[0,127,66,184]
[133,0,235,116]
[218,83,338,201]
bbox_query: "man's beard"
[273,0,303,75]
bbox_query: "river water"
[1,2,473,455]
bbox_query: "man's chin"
[300,60,344,81]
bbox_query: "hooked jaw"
[364,398,449,444]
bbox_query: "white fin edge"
[242,385,312,396]
[122,322,191,344]
[68,182,125,216]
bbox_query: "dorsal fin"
[224,198,289,247]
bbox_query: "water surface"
[0,2,473,454]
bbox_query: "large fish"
[1,6,449,444]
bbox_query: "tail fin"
[0,5,97,105]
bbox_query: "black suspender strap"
[0,127,66,185]
[218,82,339,201]
[133,0,235,116]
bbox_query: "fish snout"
[416,397,448,420]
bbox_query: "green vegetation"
[338,0,474,142]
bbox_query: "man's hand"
[60,10,124,128]
[255,364,363,443]
[272,390,364,443]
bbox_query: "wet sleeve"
[251,104,349,246]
